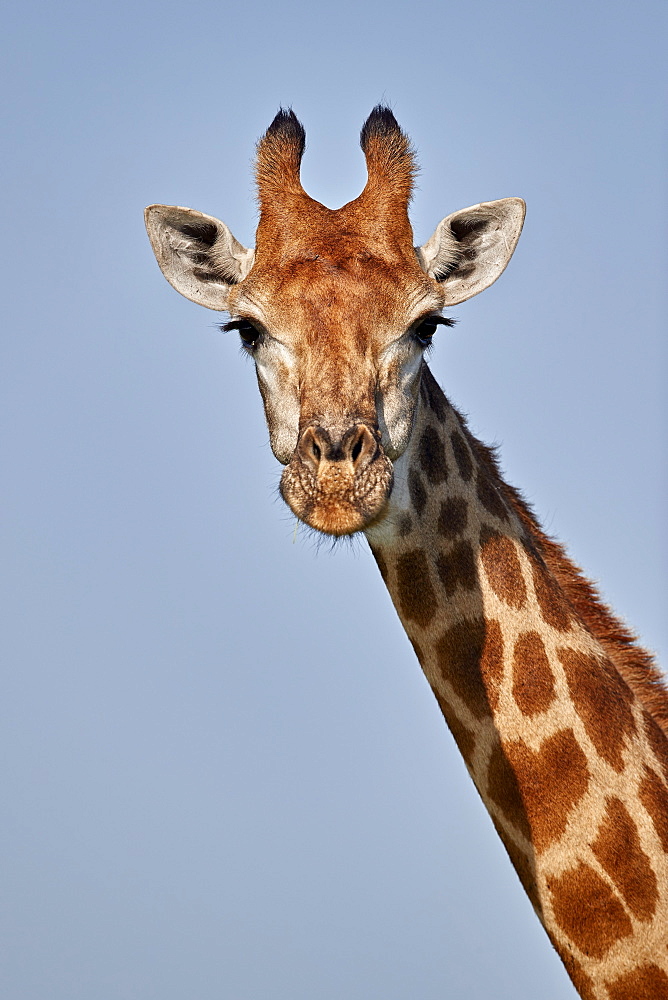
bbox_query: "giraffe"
[145,107,668,1000]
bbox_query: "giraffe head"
[145,108,525,535]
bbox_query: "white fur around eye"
[376,339,423,460]
[254,340,301,465]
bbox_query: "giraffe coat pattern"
[145,107,668,1000]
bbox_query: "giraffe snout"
[297,423,379,476]
[280,422,393,536]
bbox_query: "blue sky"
[2,1,666,998]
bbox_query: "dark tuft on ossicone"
[360,105,402,151]
[265,107,306,157]
[256,108,307,201]
[357,105,416,207]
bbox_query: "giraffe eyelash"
[221,318,262,349]
[413,315,455,348]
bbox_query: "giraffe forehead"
[247,202,436,325]
[257,252,424,302]
[241,256,435,349]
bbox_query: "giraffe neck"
[365,365,668,1000]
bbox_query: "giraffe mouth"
[279,422,394,536]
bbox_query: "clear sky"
[2,1,666,998]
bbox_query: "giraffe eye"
[237,320,261,348]
[414,317,439,347]
[221,318,262,349]
[413,315,454,347]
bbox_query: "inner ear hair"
[418,198,525,306]
[433,216,492,280]
[145,205,254,310]
[431,239,464,282]
[169,218,237,284]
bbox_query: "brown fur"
[449,430,473,481]
[435,618,491,719]
[418,425,449,484]
[548,862,633,959]
[359,105,417,211]
[476,468,511,522]
[252,105,422,280]
[435,541,477,596]
[479,525,527,608]
[395,549,438,627]
[408,469,427,517]
[559,648,637,772]
[486,738,533,841]
[512,632,556,716]
[479,619,505,711]
[606,964,668,1000]
[437,496,468,538]
[644,711,668,780]
[591,797,658,920]
[255,108,307,200]
[504,729,590,853]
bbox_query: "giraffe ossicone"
[146,107,668,1000]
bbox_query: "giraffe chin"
[280,455,393,537]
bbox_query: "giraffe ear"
[417,198,525,306]
[144,205,255,311]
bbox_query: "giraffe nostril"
[298,423,379,474]
[297,426,328,474]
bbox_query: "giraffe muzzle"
[280,422,394,536]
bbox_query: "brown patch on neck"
[512,632,556,716]
[419,366,449,422]
[491,729,590,853]
[479,527,527,609]
[408,469,427,517]
[480,619,504,710]
[450,430,473,481]
[558,648,636,772]
[486,740,532,842]
[476,470,509,522]
[606,964,668,1000]
[435,542,476,597]
[395,549,438,628]
[431,622,502,757]
[435,619,492,719]
[548,862,632,959]
[591,796,658,921]
[437,497,468,538]
[418,426,449,485]
[527,552,573,632]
